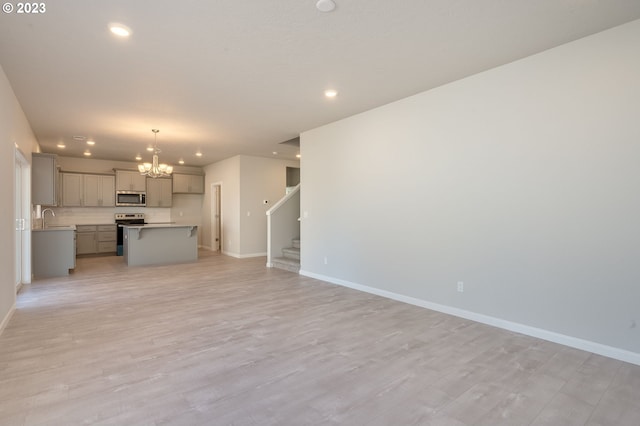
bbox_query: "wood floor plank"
[0,250,639,425]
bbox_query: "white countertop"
[32,225,77,232]
[122,224,197,229]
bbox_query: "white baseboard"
[0,304,16,336]
[299,270,640,366]
[238,252,267,259]
[222,251,266,259]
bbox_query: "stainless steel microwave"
[116,191,146,207]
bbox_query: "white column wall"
[202,156,241,255]
[300,20,640,360]
[1,65,39,332]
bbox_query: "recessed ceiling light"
[57,143,66,149]
[316,0,336,12]
[195,152,203,157]
[324,89,338,98]
[272,151,278,155]
[84,151,92,156]
[178,159,185,165]
[109,23,131,38]
[86,140,95,145]
[135,154,142,161]
[296,153,301,158]
[146,146,154,152]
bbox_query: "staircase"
[271,238,300,272]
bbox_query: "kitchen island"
[123,224,198,266]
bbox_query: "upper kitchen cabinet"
[172,173,204,194]
[62,173,115,207]
[146,177,173,207]
[32,153,58,206]
[61,173,83,206]
[115,170,146,192]
[83,175,115,207]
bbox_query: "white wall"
[301,20,640,362]
[202,156,241,254]
[239,156,300,256]
[1,65,39,332]
[202,155,299,257]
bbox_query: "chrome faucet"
[41,208,55,228]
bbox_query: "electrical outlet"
[457,281,464,292]
[324,256,328,265]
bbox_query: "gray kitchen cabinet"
[97,224,117,253]
[32,153,58,206]
[146,177,173,207]
[172,173,204,194]
[32,228,75,277]
[116,170,146,192]
[76,224,116,255]
[83,175,115,207]
[63,173,116,207]
[61,173,83,206]
[76,225,97,254]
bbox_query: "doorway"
[15,148,31,289]
[286,166,300,194]
[211,183,222,251]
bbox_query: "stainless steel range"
[115,213,145,256]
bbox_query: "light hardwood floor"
[1,250,639,425]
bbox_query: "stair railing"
[266,183,300,267]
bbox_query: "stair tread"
[272,256,300,265]
[281,247,300,260]
[271,256,301,273]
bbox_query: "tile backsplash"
[33,206,172,227]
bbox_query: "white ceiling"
[2,1,640,167]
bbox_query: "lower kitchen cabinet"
[76,224,117,255]
[33,228,75,277]
[97,225,117,252]
[76,225,97,254]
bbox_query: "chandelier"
[138,129,173,178]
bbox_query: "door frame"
[15,147,31,289]
[210,182,222,251]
